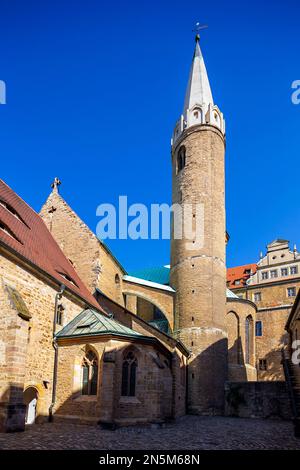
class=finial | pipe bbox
[51,177,61,193]
[193,22,208,42]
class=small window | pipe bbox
[281,268,288,277]
[291,266,298,275]
[56,304,65,326]
[121,351,137,397]
[254,292,262,302]
[82,350,98,396]
[115,274,120,284]
[244,269,251,275]
[235,280,241,286]
[0,198,30,228]
[177,146,186,173]
[255,321,263,337]
[0,221,23,244]
[57,271,78,287]
[258,359,267,371]
[262,271,269,280]
[287,287,296,298]
[270,270,278,279]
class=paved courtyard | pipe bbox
[0,416,299,450]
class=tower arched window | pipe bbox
[82,350,98,396]
[177,146,186,173]
[121,351,137,397]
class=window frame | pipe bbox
[281,267,288,277]
[81,350,98,396]
[255,320,263,337]
[287,287,296,298]
[290,266,298,275]
[121,351,138,397]
[253,292,262,302]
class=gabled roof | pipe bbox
[227,263,257,289]
[56,308,148,340]
[0,179,99,309]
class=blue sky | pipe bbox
[1,0,299,271]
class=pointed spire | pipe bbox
[172,33,225,145]
[183,35,214,117]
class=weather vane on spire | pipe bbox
[193,22,208,42]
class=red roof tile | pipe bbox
[0,179,100,309]
[227,263,257,289]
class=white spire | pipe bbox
[183,38,213,116]
[172,35,225,145]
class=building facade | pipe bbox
[229,239,300,380]
[1,34,295,433]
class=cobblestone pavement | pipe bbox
[0,416,299,450]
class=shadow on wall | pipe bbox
[0,385,26,432]
[257,332,289,381]
[187,338,228,416]
[50,341,181,428]
[228,337,248,381]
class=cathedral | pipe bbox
[0,34,298,433]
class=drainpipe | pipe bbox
[49,284,65,422]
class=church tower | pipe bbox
[170,33,227,415]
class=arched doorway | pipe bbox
[24,387,38,425]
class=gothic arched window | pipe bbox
[245,315,254,365]
[121,351,137,397]
[82,350,98,395]
[177,146,186,173]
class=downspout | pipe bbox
[48,284,65,422]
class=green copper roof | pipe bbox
[129,265,238,299]
[56,308,147,340]
[129,266,170,285]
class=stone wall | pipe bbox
[54,338,183,426]
[0,247,85,430]
[123,279,174,330]
[234,280,300,380]
[40,191,125,305]
[256,307,290,381]
[226,299,257,381]
[225,381,292,419]
[170,124,227,415]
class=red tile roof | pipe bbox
[0,179,100,309]
[227,263,257,289]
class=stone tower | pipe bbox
[170,34,227,415]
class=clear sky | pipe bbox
[1,0,299,272]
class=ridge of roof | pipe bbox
[56,307,151,340]
[0,179,100,310]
